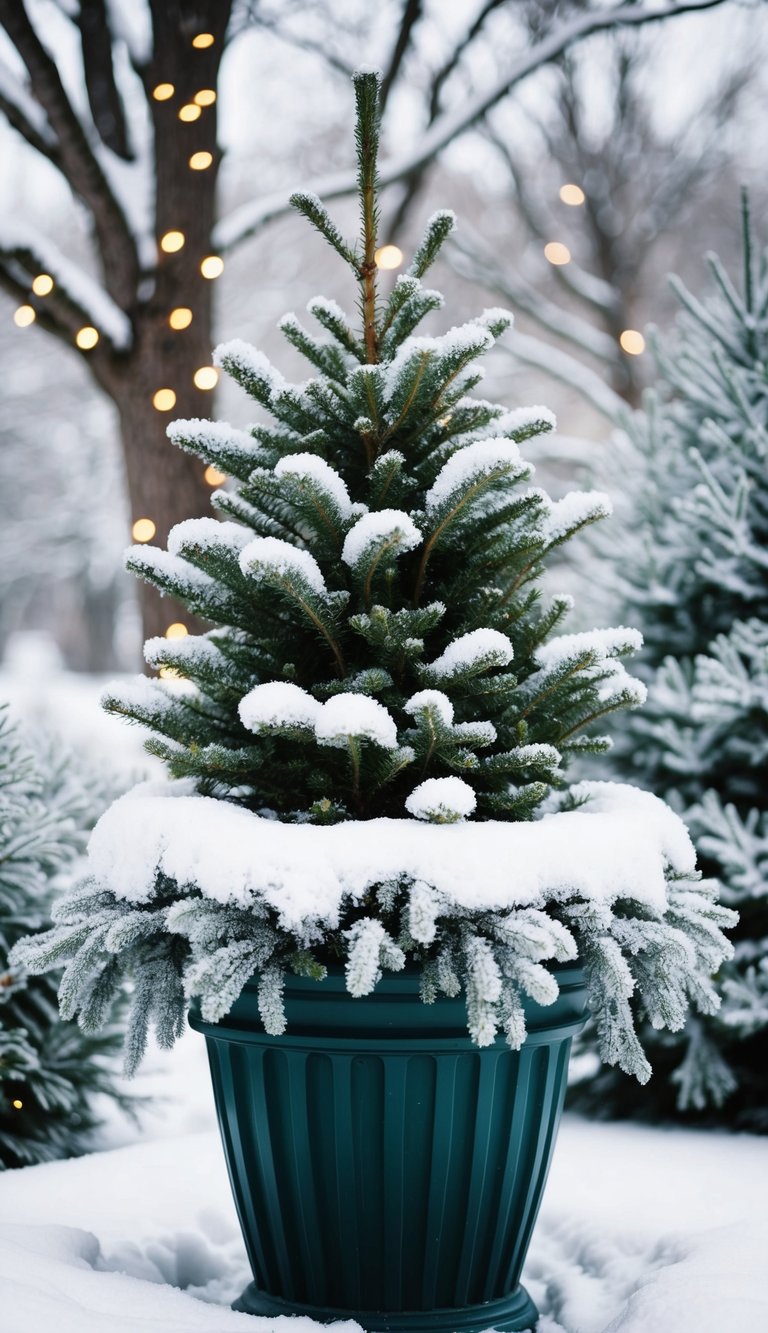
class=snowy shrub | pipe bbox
[0,707,130,1167]
[12,74,734,1080]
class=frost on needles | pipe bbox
[11,71,735,1079]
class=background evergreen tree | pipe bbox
[573,196,768,1129]
[0,707,130,1167]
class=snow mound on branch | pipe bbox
[167,519,251,556]
[239,537,326,594]
[428,628,514,678]
[239,682,321,733]
[166,417,261,459]
[405,776,477,822]
[542,491,613,544]
[404,690,454,725]
[315,694,399,750]
[341,510,422,566]
[275,454,353,517]
[87,780,697,933]
[426,438,526,509]
[213,340,286,396]
[535,627,643,671]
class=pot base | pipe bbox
[233,1282,539,1332]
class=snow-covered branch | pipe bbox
[0,55,57,157]
[506,332,627,422]
[0,222,132,350]
[215,0,728,253]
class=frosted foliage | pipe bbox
[405,776,477,823]
[341,509,422,567]
[345,918,405,996]
[428,628,514,678]
[404,690,454,725]
[315,694,399,750]
[167,518,250,556]
[479,405,557,437]
[275,454,353,516]
[239,537,326,594]
[426,438,525,510]
[239,682,321,733]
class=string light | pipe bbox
[192,32,215,48]
[153,83,175,101]
[200,255,224,279]
[178,103,202,122]
[205,465,227,486]
[193,366,218,390]
[12,1099,23,1110]
[619,329,646,355]
[13,305,36,327]
[165,622,188,639]
[76,326,99,350]
[544,242,571,266]
[194,89,216,106]
[159,666,182,680]
[559,183,585,206]
[189,151,214,171]
[169,307,193,330]
[32,273,54,295]
[153,388,177,411]
[132,518,156,542]
[375,244,403,270]
[160,230,185,253]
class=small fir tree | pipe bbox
[0,707,130,1167]
[12,74,734,1083]
[575,196,768,1129]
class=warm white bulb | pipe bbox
[544,242,571,266]
[619,329,646,355]
[375,244,404,270]
[559,184,585,206]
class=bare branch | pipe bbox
[505,332,626,421]
[380,0,423,112]
[217,0,728,253]
[78,0,133,160]
[0,0,140,305]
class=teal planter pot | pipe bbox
[190,963,587,1332]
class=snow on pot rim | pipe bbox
[87,778,696,934]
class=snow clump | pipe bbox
[239,537,326,594]
[239,682,321,734]
[427,628,514,678]
[315,694,399,750]
[404,690,454,726]
[341,509,422,567]
[426,438,526,510]
[406,776,477,823]
[275,454,353,517]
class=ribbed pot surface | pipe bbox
[190,963,587,1331]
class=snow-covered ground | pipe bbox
[1,665,765,1333]
[0,1025,765,1333]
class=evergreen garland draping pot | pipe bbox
[12,69,734,1333]
[191,965,588,1331]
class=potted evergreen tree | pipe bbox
[14,74,734,1331]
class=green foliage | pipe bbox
[0,708,131,1167]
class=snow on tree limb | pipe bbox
[214,0,729,254]
[0,221,132,349]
